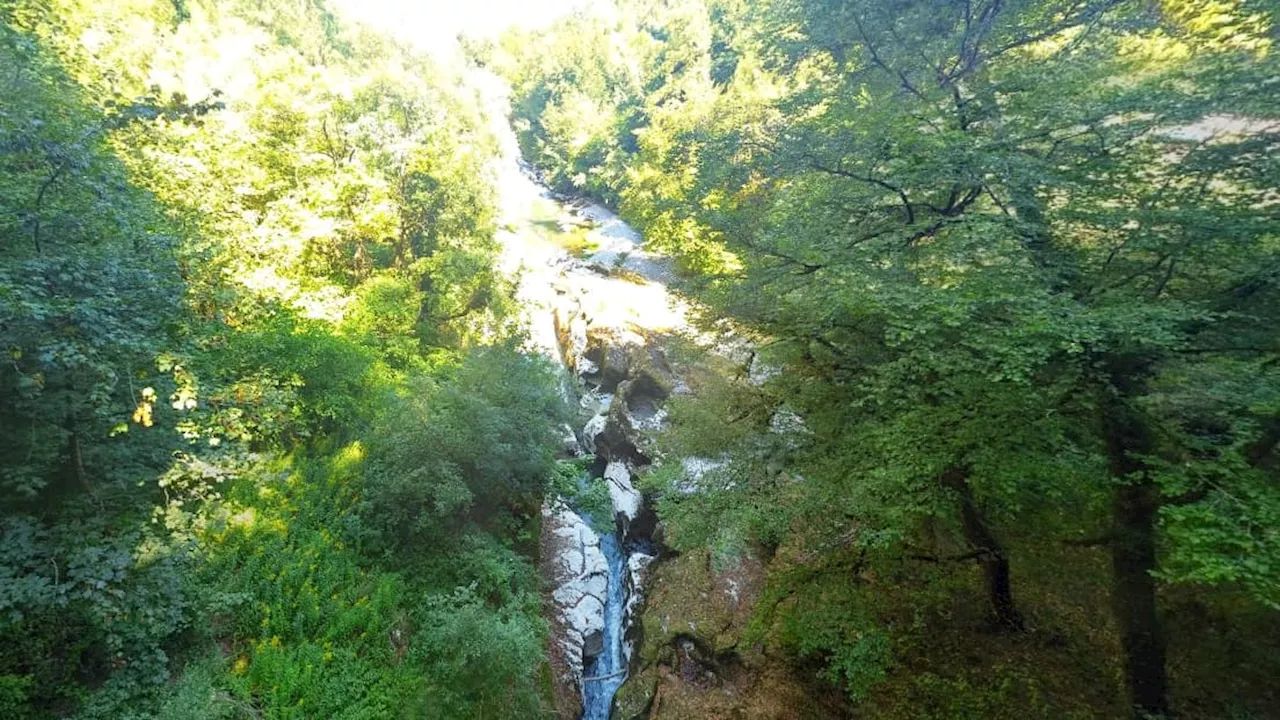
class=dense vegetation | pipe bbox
[0,1,568,717]
[496,0,1280,717]
[5,0,1278,717]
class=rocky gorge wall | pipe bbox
[540,297,671,718]
[485,116,844,716]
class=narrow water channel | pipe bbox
[475,67,689,718]
[581,525,627,718]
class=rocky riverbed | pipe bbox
[482,63,688,715]
[481,69,842,720]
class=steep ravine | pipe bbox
[478,70,685,717]
[480,70,841,720]
[516,197,680,718]
[522,200,679,718]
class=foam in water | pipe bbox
[581,524,627,719]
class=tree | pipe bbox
[2,0,564,715]
[505,0,1280,715]
[705,2,1278,713]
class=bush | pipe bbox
[362,346,568,547]
[409,586,547,718]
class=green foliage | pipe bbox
[362,345,568,547]
[152,657,241,720]
[577,481,618,534]
[410,586,547,718]
[0,505,203,716]
[188,445,551,720]
[575,478,616,532]
[504,0,1280,714]
[342,275,425,371]
[183,311,380,445]
[548,457,614,531]
[905,668,1056,720]
[0,10,183,499]
[193,451,418,719]
[1,0,563,717]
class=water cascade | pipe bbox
[581,524,627,718]
[477,67,685,718]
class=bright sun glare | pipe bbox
[332,0,603,54]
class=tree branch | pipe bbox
[808,159,916,225]
[852,14,929,102]
[907,549,991,563]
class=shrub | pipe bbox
[362,346,568,547]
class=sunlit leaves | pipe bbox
[2,1,554,716]
[506,0,1280,710]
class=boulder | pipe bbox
[613,666,659,720]
[560,423,582,456]
[597,343,633,390]
[553,304,592,373]
[582,326,676,394]
[597,388,647,464]
[604,460,642,527]
[618,545,845,719]
[579,326,643,389]
[581,410,609,455]
[542,500,610,687]
[623,344,675,404]
[579,387,612,416]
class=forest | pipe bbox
[490,0,1280,717]
[2,0,1278,718]
[1,0,567,717]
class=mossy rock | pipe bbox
[598,389,644,463]
[582,327,675,400]
[619,539,844,718]
[636,548,743,665]
[613,667,658,720]
[624,343,675,401]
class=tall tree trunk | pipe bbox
[1110,480,1167,718]
[1245,415,1280,470]
[942,467,1024,631]
[62,411,95,498]
[1101,385,1170,719]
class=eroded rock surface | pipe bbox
[605,461,641,529]
[541,499,609,716]
[613,546,845,720]
[623,551,657,664]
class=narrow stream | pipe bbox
[475,67,688,718]
[581,525,627,718]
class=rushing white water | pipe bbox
[580,518,628,719]
[473,67,681,717]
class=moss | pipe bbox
[625,344,675,400]
[616,542,848,720]
[537,659,557,715]
[613,668,658,720]
[526,198,599,257]
[636,549,743,666]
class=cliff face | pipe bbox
[540,500,609,718]
[614,546,847,720]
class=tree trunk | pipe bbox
[1101,387,1170,719]
[942,466,1025,631]
[1110,480,1167,718]
[1245,415,1280,470]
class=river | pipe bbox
[475,69,689,719]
